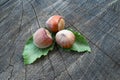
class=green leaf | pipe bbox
[22,36,54,64]
[69,29,91,52]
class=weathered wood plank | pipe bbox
[0,0,120,80]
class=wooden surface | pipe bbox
[0,0,120,80]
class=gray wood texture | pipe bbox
[0,0,120,80]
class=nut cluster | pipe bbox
[33,15,75,48]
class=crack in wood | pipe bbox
[68,23,120,67]
[19,0,23,33]
[27,0,41,28]
[94,59,117,80]
[72,1,120,42]
[0,0,10,7]
[7,65,14,80]
[0,3,17,24]
[62,16,120,79]
[25,66,27,80]
[53,48,90,80]
[0,3,19,40]
[40,60,46,80]
[0,64,13,74]
[57,47,73,80]
[47,54,56,80]
[78,54,96,80]
[8,0,24,65]
[0,0,24,75]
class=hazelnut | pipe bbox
[55,30,75,48]
[46,15,65,32]
[33,28,53,48]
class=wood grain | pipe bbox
[0,0,120,80]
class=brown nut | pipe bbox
[46,15,65,32]
[55,30,75,48]
[33,28,53,48]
